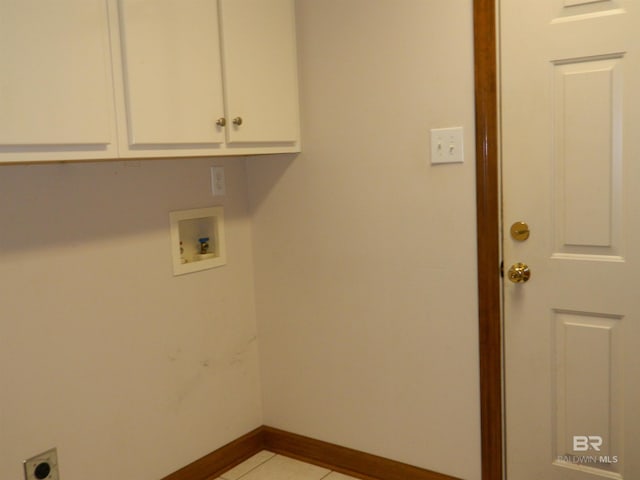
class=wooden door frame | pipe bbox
[473,1,502,480]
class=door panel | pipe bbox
[501,0,639,478]
[553,311,623,462]
[0,0,116,149]
[219,0,299,144]
[552,55,623,257]
[118,0,225,146]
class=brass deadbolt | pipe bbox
[510,221,530,241]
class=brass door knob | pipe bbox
[508,262,531,283]
[232,116,243,126]
[216,117,226,127]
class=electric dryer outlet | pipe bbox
[23,448,59,480]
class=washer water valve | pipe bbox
[198,237,210,254]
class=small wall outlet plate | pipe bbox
[210,166,226,196]
[431,126,464,164]
[24,448,59,480]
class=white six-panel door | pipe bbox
[501,0,639,478]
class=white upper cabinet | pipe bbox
[116,0,227,153]
[219,0,300,145]
[0,0,118,162]
[0,0,301,163]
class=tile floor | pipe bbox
[215,451,359,480]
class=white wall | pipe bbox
[1,3,481,479]
[247,1,481,479]
[0,159,262,480]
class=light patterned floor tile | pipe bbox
[235,454,330,480]
[220,451,276,480]
[323,473,361,480]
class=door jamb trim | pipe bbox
[473,1,503,479]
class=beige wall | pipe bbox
[1,2,481,479]
[0,159,262,479]
[248,1,481,479]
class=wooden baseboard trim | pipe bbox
[160,426,264,480]
[161,425,461,480]
[262,426,461,480]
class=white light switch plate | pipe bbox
[431,127,464,164]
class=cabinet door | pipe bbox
[0,0,117,161]
[117,0,225,149]
[219,0,300,144]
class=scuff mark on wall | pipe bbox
[163,334,259,412]
[231,335,258,366]
[167,347,182,362]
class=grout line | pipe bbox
[220,451,276,480]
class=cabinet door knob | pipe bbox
[232,117,243,126]
[216,117,226,127]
